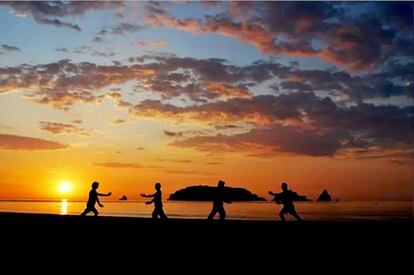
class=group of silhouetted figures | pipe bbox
[81,180,302,221]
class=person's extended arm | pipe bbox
[141,192,155,198]
[269,191,282,204]
[97,192,112,197]
[145,198,155,205]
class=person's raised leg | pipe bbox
[92,208,98,217]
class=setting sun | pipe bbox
[58,181,73,194]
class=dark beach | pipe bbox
[1,212,412,272]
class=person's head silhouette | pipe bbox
[155,182,161,190]
[218,180,225,188]
[281,182,288,191]
[92,181,99,190]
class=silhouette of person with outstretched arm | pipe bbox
[268,182,302,221]
[81,181,112,216]
[141,182,168,220]
[208,180,231,221]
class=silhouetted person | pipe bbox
[208,180,231,221]
[81,181,112,216]
[269,182,302,221]
[141,183,168,220]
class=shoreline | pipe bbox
[0,211,412,223]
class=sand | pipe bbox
[0,212,412,273]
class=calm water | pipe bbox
[0,200,412,221]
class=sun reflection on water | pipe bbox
[60,199,68,215]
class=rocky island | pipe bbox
[317,189,332,201]
[168,185,266,201]
[118,195,128,201]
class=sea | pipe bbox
[0,200,412,221]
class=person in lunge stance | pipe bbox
[269,182,302,221]
[81,181,112,216]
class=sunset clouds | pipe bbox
[1,54,412,160]
[145,1,413,71]
[0,1,124,31]
[0,1,412,199]
[0,133,68,150]
[39,121,89,136]
[130,92,414,158]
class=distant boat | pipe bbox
[119,195,128,201]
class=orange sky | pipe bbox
[0,141,412,200]
[0,1,413,201]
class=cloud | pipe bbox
[94,162,143,169]
[35,17,81,31]
[55,47,69,53]
[0,133,68,150]
[98,23,144,36]
[213,124,241,130]
[0,59,153,109]
[0,1,124,31]
[39,121,89,136]
[1,56,412,112]
[128,93,318,125]
[106,92,122,100]
[354,149,414,161]
[125,91,414,158]
[91,50,115,57]
[112,119,126,125]
[163,130,210,138]
[172,125,351,157]
[378,1,414,30]
[162,169,216,176]
[164,130,183,137]
[94,162,163,169]
[129,55,288,102]
[319,15,396,71]
[145,2,326,58]
[350,148,414,166]
[156,158,192,163]
[93,36,104,43]
[277,66,414,102]
[136,40,166,48]
[204,81,251,99]
[206,161,221,165]
[145,1,413,71]
[73,45,91,54]
[2,44,20,52]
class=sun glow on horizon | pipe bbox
[58,181,73,195]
